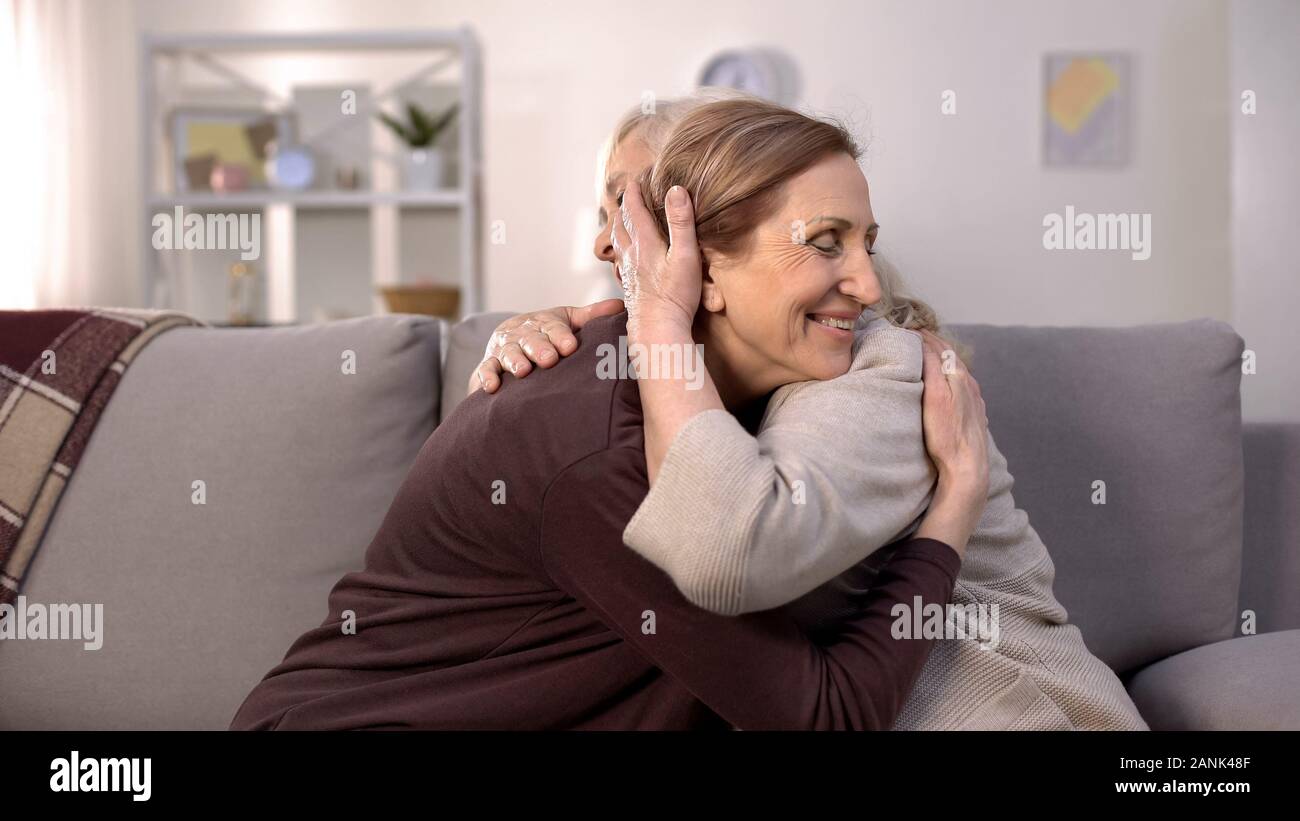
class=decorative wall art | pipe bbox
[1043,53,1131,167]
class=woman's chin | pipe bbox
[800,320,855,379]
[826,357,854,380]
[796,351,853,382]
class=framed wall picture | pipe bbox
[1043,53,1131,167]
[168,108,297,192]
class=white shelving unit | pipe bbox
[147,191,466,210]
[139,29,483,322]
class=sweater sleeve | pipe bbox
[540,445,960,730]
[623,324,938,615]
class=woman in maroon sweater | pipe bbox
[229,103,989,731]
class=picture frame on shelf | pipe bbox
[168,107,297,192]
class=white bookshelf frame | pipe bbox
[139,28,484,320]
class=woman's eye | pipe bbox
[809,235,839,253]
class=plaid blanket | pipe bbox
[0,308,200,605]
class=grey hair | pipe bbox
[595,87,751,200]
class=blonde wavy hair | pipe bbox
[603,93,967,361]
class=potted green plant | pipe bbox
[376,102,459,190]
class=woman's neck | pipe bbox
[694,316,775,425]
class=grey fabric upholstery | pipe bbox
[1239,423,1300,634]
[0,316,440,729]
[1126,631,1300,729]
[945,320,1245,674]
[441,311,514,424]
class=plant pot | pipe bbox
[402,148,445,191]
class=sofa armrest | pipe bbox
[1240,423,1300,634]
[1125,631,1300,729]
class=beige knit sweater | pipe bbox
[623,319,1148,730]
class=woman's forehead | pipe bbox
[782,155,871,210]
[605,136,655,190]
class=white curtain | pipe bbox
[0,0,131,309]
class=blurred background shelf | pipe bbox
[148,190,467,210]
[140,28,483,324]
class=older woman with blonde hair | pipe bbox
[477,93,1147,731]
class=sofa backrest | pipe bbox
[441,312,506,424]
[946,320,1245,673]
[0,316,442,730]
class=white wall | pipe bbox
[75,0,1298,418]
[1231,0,1299,423]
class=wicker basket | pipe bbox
[378,284,461,318]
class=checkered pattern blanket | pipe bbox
[0,308,200,605]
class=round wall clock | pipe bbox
[697,49,801,106]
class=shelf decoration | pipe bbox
[376,102,459,190]
[169,108,296,192]
[227,262,259,325]
[210,163,250,193]
[379,282,460,318]
[266,144,316,191]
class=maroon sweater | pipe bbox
[229,313,960,730]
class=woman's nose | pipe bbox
[841,251,883,305]
[593,225,616,263]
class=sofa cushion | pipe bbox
[0,315,441,729]
[948,319,1245,673]
[440,311,514,424]
[1126,631,1300,729]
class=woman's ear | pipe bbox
[700,267,725,314]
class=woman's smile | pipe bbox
[807,312,858,336]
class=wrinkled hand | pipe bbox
[914,329,990,555]
[609,182,702,335]
[469,298,624,395]
[917,328,990,499]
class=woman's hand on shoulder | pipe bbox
[468,298,625,395]
[914,328,990,556]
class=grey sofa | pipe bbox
[1,312,1295,730]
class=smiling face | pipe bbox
[699,151,882,398]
